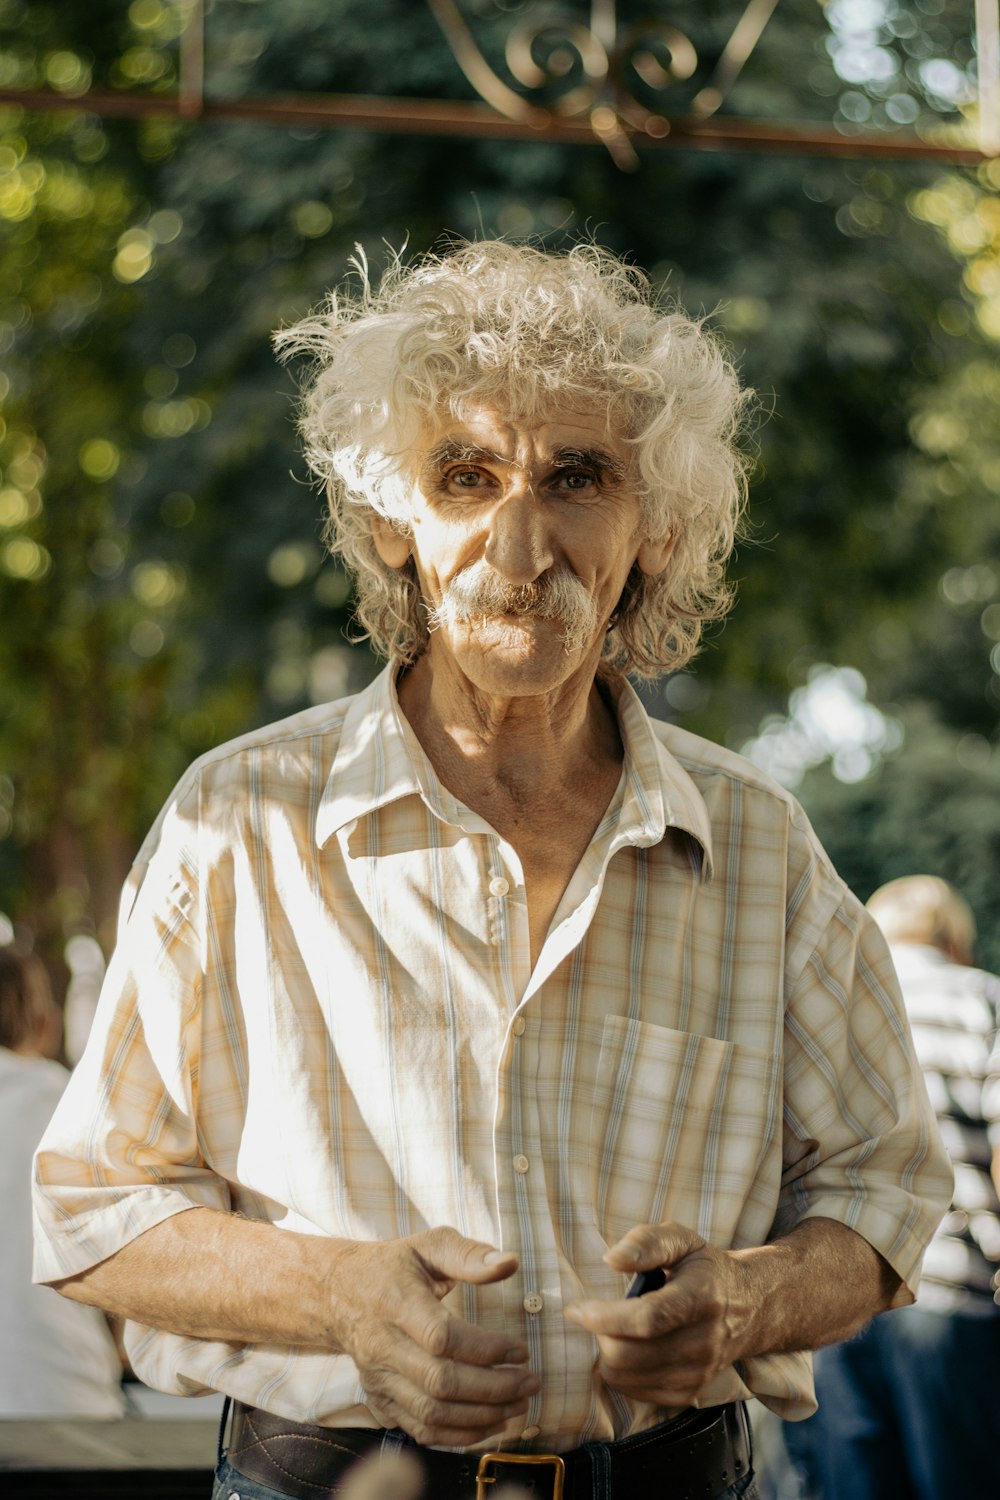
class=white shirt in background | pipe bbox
[1,1045,125,1417]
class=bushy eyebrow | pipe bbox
[423,439,500,471]
[421,440,628,484]
[552,447,628,483]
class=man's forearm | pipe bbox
[54,1211,537,1446]
[729,1215,902,1358]
[55,1206,347,1347]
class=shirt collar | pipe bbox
[316,665,714,876]
[611,676,714,878]
[315,667,431,846]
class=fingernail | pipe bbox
[483,1249,508,1265]
[604,1244,639,1268]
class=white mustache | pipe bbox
[427,564,601,655]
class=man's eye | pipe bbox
[448,468,483,489]
[555,469,597,491]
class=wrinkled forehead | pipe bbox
[413,402,638,483]
[419,399,629,459]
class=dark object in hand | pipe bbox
[626,1266,667,1297]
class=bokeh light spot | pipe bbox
[292,200,333,238]
[2,536,51,580]
[79,437,121,480]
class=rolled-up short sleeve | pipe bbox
[32,779,231,1284]
[776,892,953,1301]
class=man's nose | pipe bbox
[483,489,554,584]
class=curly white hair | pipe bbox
[275,240,752,678]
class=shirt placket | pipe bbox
[488,811,657,1443]
[481,830,549,1439]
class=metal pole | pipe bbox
[976,0,1000,154]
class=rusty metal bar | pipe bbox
[0,85,988,163]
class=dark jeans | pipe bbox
[787,1304,1000,1500]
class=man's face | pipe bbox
[373,403,673,698]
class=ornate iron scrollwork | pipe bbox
[427,0,782,165]
[0,0,995,166]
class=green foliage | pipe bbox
[0,0,997,967]
[799,714,1000,973]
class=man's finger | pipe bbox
[386,1327,540,1404]
[363,1366,533,1447]
[564,1292,687,1337]
[356,1294,537,1392]
[414,1226,520,1287]
[602,1220,706,1276]
[593,1326,705,1374]
[393,1291,533,1371]
[565,1254,720,1338]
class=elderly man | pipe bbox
[33,242,950,1500]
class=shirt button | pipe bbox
[513,1154,529,1173]
[521,1425,540,1440]
[522,1293,544,1314]
[511,1016,526,1036]
[489,876,510,897]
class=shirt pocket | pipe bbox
[591,1014,778,1247]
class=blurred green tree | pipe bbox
[0,48,180,965]
[0,0,996,967]
[799,712,1000,973]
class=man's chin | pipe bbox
[461,614,566,653]
[436,617,598,691]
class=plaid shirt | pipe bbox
[33,667,951,1443]
[884,942,1000,1313]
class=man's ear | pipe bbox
[371,514,412,569]
[636,533,677,577]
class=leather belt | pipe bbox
[224,1398,751,1499]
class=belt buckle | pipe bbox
[476,1450,565,1499]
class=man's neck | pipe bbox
[395,651,624,817]
[395,651,628,969]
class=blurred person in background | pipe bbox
[32,243,951,1500]
[0,942,125,1417]
[797,875,1000,1500]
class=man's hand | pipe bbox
[329,1226,540,1446]
[563,1222,749,1408]
[565,1216,903,1410]
[56,1211,540,1449]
